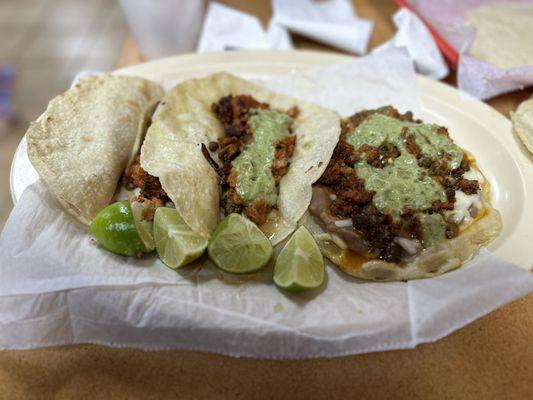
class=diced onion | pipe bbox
[334,219,352,228]
[329,194,337,200]
[394,237,421,255]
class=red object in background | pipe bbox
[395,0,459,70]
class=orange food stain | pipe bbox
[261,211,282,240]
[339,249,371,270]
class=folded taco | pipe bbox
[27,75,163,225]
[304,106,502,281]
[140,72,341,244]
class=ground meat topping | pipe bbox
[356,142,401,169]
[212,95,269,137]
[315,106,480,263]
[123,155,169,206]
[243,199,270,226]
[318,135,404,261]
[205,95,298,225]
[457,178,480,195]
[431,199,455,212]
[272,135,297,184]
[341,106,419,136]
[220,189,244,215]
[405,133,422,158]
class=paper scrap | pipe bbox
[271,0,373,54]
[372,8,449,80]
[197,2,293,52]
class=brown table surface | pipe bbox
[1,1,531,399]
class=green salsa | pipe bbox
[232,109,292,205]
[419,213,447,248]
[346,113,463,248]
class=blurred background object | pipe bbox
[118,0,206,59]
[398,0,533,99]
[0,0,129,230]
[372,8,448,79]
[197,2,293,52]
[0,65,16,136]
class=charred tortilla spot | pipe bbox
[201,143,220,174]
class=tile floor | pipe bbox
[0,0,129,230]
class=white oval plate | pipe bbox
[11,51,533,269]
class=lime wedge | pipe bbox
[154,207,208,268]
[130,201,155,252]
[208,213,273,274]
[91,201,148,257]
[273,226,325,292]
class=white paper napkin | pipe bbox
[119,0,206,59]
[197,2,292,52]
[372,9,449,80]
[1,50,531,358]
[257,48,420,116]
[406,0,533,99]
[271,0,373,54]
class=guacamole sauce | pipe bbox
[346,114,463,248]
[233,110,292,205]
[419,213,446,248]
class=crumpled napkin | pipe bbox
[118,0,206,59]
[271,0,373,54]
[372,8,449,80]
[257,48,420,115]
[197,2,292,52]
[406,0,533,99]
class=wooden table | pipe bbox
[1,1,531,399]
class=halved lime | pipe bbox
[207,213,273,274]
[91,201,148,257]
[130,201,155,252]
[273,226,325,292]
[154,207,208,269]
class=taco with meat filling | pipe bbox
[139,72,341,244]
[304,106,502,281]
[27,74,164,225]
